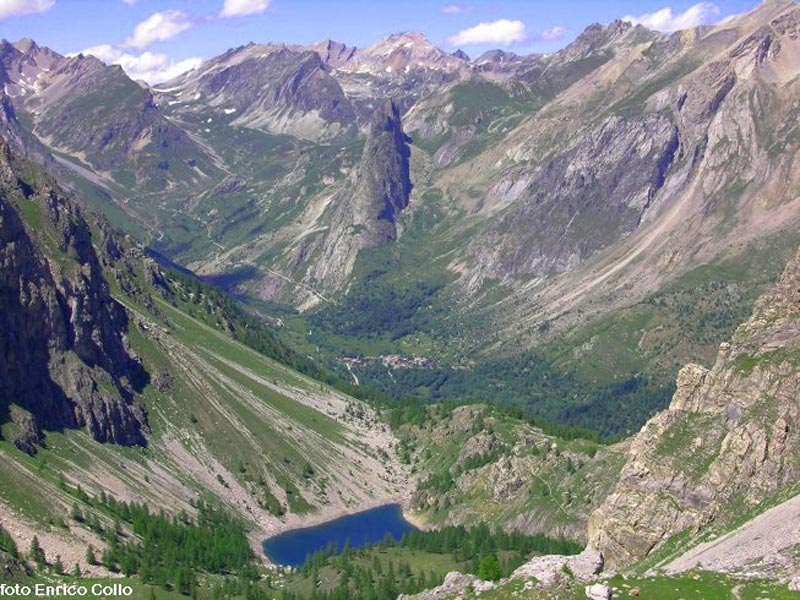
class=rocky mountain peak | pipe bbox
[374,31,436,51]
[362,98,413,232]
[307,39,357,67]
[350,31,467,75]
[476,49,520,64]
[293,98,412,293]
[13,38,38,54]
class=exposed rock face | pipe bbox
[400,548,604,599]
[589,244,800,568]
[0,137,147,451]
[0,40,218,190]
[352,99,412,241]
[469,113,681,276]
[512,547,604,587]
[467,0,800,337]
[292,99,411,291]
[343,32,468,77]
[157,44,357,141]
[306,39,357,67]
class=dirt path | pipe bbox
[665,494,800,574]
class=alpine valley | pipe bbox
[2,1,800,598]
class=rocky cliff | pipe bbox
[0,136,147,452]
[588,243,800,568]
[289,99,412,293]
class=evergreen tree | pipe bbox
[86,544,97,565]
[0,525,19,558]
[29,535,46,568]
[477,554,502,581]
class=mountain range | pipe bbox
[4,2,800,438]
[2,0,800,597]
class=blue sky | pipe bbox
[0,0,764,82]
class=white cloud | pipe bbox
[442,3,472,14]
[78,44,202,84]
[219,0,270,18]
[122,0,138,4]
[125,10,193,49]
[541,26,567,41]
[623,2,721,33]
[447,19,527,46]
[0,0,54,20]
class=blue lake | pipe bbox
[262,503,417,567]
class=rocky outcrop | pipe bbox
[512,547,604,586]
[292,99,411,292]
[399,548,604,599]
[0,137,148,451]
[588,243,800,568]
[585,583,612,600]
[352,99,412,242]
[306,39,357,67]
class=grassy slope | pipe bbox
[0,233,406,576]
[474,572,800,600]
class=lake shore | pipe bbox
[260,501,421,567]
[255,492,415,566]
[402,506,430,531]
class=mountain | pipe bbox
[0,136,147,452]
[0,138,406,578]
[395,240,800,600]
[4,2,800,596]
[1,39,220,195]
[1,1,800,438]
[589,242,800,571]
[289,99,412,293]
[156,43,358,141]
[341,32,469,77]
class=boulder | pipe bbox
[585,583,612,600]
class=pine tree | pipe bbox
[0,525,19,558]
[86,544,97,565]
[477,554,502,581]
[29,535,46,568]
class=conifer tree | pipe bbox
[29,535,46,568]
[86,544,97,565]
